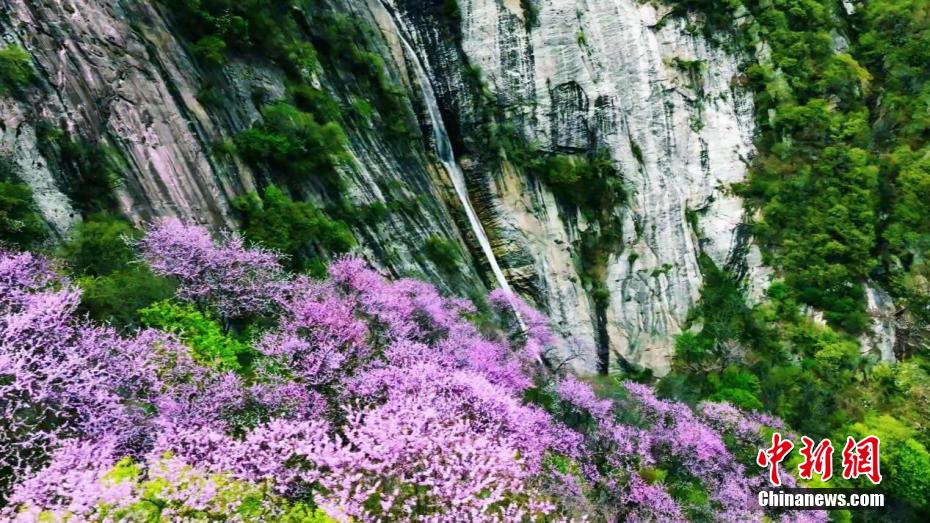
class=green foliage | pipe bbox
[162,0,299,61]
[302,8,414,136]
[889,439,930,509]
[61,214,175,327]
[197,83,224,108]
[233,185,354,275]
[847,416,930,509]
[0,183,46,250]
[753,145,877,333]
[707,387,764,412]
[77,266,178,329]
[0,158,46,249]
[530,153,624,212]
[666,477,712,521]
[0,45,33,98]
[424,235,462,274]
[235,103,348,192]
[706,367,764,412]
[662,257,865,433]
[76,456,336,522]
[59,213,136,276]
[340,194,424,227]
[576,30,586,47]
[692,255,756,342]
[140,300,249,371]
[35,123,120,216]
[192,35,228,66]
[664,0,888,332]
[885,148,930,253]
[163,0,413,140]
[289,84,342,123]
[670,57,706,75]
[441,0,462,26]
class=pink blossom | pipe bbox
[138,218,286,319]
[1,226,801,521]
[557,376,613,421]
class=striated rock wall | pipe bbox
[391,0,765,374]
[0,0,253,231]
[2,0,767,374]
[0,0,487,296]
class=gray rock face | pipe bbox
[1,0,253,228]
[860,284,897,363]
[0,0,487,296]
[0,99,76,236]
[392,0,763,374]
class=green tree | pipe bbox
[59,213,136,276]
[60,214,175,327]
[424,235,462,274]
[0,45,33,97]
[847,415,930,511]
[233,185,355,275]
[235,103,348,192]
[192,35,228,66]
[140,300,249,371]
[0,167,46,249]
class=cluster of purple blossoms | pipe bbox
[137,218,287,320]
[0,222,824,521]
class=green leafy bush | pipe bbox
[193,35,228,66]
[0,159,46,249]
[77,267,177,328]
[531,153,623,211]
[233,185,355,275]
[235,102,348,192]
[885,149,930,252]
[61,214,175,327]
[161,0,290,59]
[41,456,337,522]
[289,84,342,123]
[59,213,136,276]
[140,300,249,371]
[0,45,33,97]
[847,415,930,509]
[424,235,462,274]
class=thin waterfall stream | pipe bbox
[387,12,515,296]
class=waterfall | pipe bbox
[388,13,515,296]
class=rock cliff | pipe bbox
[386,0,767,373]
[2,0,894,374]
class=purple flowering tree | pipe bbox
[0,223,825,522]
[138,218,287,320]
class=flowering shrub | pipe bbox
[8,447,333,522]
[0,222,825,521]
[137,218,286,320]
